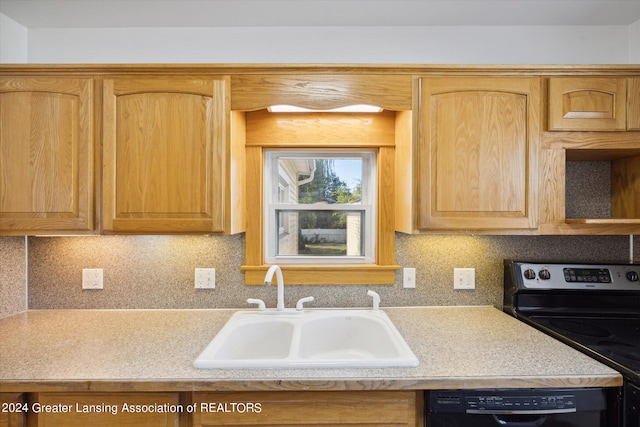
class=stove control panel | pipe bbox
[515,262,640,290]
[563,268,611,283]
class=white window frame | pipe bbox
[277,179,290,235]
[264,149,377,265]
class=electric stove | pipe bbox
[504,260,640,427]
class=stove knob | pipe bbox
[538,269,551,280]
[523,269,536,280]
[627,271,639,282]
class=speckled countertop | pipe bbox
[0,306,622,392]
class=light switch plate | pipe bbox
[454,268,475,290]
[403,268,416,288]
[195,268,216,289]
[82,268,103,289]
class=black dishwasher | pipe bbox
[427,388,616,427]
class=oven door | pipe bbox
[428,388,609,427]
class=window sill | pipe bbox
[241,264,400,285]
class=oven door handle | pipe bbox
[465,408,577,427]
[491,414,548,427]
[466,408,577,415]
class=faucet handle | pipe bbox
[367,290,380,311]
[295,296,315,311]
[247,298,266,311]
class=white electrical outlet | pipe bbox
[195,268,216,289]
[82,268,104,289]
[454,268,475,290]
[403,268,416,288]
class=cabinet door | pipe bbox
[192,391,421,427]
[549,77,627,131]
[0,393,25,427]
[418,77,540,230]
[0,77,94,235]
[103,77,227,233]
[628,77,640,130]
[30,392,180,427]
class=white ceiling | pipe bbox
[1,0,640,29]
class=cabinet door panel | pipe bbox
[549,77,626,131]
[192,391,420,427]
[419,77,539,230]
[103,78,226,233]
[0,393,25,427]
[433,91,527,214]
[0,78,94,234]
[114,93,211,216]
[31,392,179,427]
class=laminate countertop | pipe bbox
[0,306,622,392]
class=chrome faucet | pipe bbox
[264,265,285,311]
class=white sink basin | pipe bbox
[194,309,419,369]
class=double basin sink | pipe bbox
[194,309,419,369]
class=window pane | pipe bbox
[277,158,363,205]
[277,210,363,257]
[265,150,376,265]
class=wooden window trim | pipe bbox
[241,121,399,285]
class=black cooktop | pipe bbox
[504,260,640,383]
[527,315,640,382]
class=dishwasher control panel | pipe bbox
[429,388,606,415]
[466,394,576,414]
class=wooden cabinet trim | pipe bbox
[242,264,399,285]
[2,63,639,76]
[628,77,640,130]
[244,109,398,147]
[231,74,413,112]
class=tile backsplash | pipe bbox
[14,233,637,311]
[0,236,26,318]
[565,161,612,219]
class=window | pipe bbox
[240,107,402,285]
[264,150,376,264]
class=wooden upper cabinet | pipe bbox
[0,77,94,235]
[417,77,540,231]
[102,77,228,234]
[548,77,627,131]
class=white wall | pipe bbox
[0,13,27,63]
[25,25,631,64]
[630,19,640,63]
